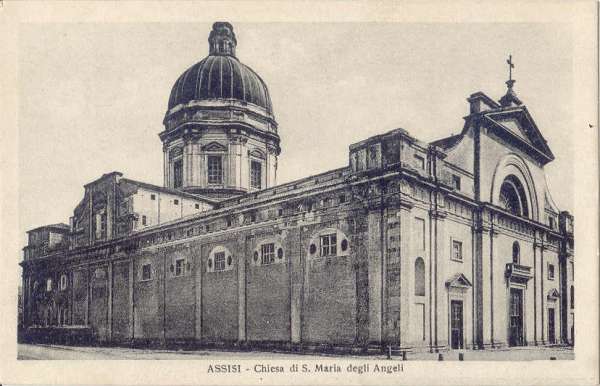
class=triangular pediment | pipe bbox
[201,141,228,152]
[547,288,560,300]
[445,273,472,289]
[484,107,555,165]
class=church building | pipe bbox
[20,22,574,352]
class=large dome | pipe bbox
[167,22,273,114]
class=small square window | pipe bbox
[452,240,463,261]
[548,264,555,280]
[175,258,185,277]
[195,203,200,209]
[150,194,156,200]
[452,175,461,191]
[174,199,179,205]
[141,264,152,281]
[320,233,337,257]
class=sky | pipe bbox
[18,22,574,248]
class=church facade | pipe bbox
[20,22,574,352]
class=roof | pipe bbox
[27,223,70,234]
[167,23,272,114]
[119,178,219,205]
[430,134,462,150]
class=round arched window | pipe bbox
[512,241,520,264]
[277,248,284,259]
[499,175,529,217]
[253,251,258,262]
[309,244,317,255]
[208,259,212,269]
[227,255,232,266]
[414,257,425,296]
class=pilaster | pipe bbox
[367,209,383,344]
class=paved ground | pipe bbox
[18,343,573,361]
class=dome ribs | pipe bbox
[193,58,207,101]
[167,55,272,114]
[208,56,220,99]
[230,57,244,101]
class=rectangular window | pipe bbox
[46,278,52,292]
[549,216,555,230]
[141,264,152,281]
[415,217,425,250]
[250,160,262,189]
[207,155,223,184]
[175,258,185,277]
[174,199,179,205]
[339,194,346,204]
[414,154,425,169]
[320,233,337,256]
[261,243,275,265]
[452,175,461,191]
[195,203,200,209]
[548,263,555,280]
[214,252,226,271]
[60,275,67,291]
[142,215,147,226]
[452,240,463,261]
[173,159,183,188]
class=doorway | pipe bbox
[509,288,524,346]
[548,308,556,344]
[450,300,464,349]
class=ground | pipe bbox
[18,343,574,361]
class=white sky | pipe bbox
[18,22,574,248]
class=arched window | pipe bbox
[512,241,520,264]
[499,175,529,217]
[570,285,574,309]
[415,257,425,296]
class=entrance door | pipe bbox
[548,308,556,344]
[509,288,524,346]
[450,300,463,349]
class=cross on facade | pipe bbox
[507,54,515,81]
